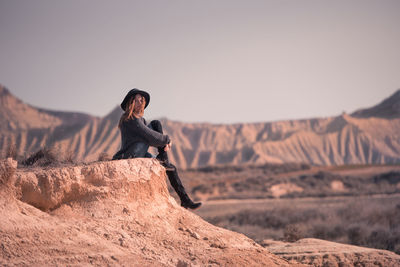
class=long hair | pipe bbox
[118,97,145,128]
[119,97,135,128]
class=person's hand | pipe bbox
[164,141,172,152]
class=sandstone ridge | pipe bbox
[1,84,400,167]
[0,158,297,266]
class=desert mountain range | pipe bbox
[1,84,400,168]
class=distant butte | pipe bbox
[352,89,400,118]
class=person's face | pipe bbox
[134,94,146,111]
[135,94,146,106]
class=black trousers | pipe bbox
[149,120,190,203]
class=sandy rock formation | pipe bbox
[0,158,17,186]
[2,85,400,167]
[0,158,298,266]
[263,238,400,267]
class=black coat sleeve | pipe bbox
[128,118,170,147]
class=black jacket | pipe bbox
[113,117,170,159]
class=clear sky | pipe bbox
[1,0,399,123]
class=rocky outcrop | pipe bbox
[13,158,172,211]
[0,158,17,186]
[0,158,298,266]
[263,238,400,267]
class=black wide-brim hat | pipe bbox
[120,88,150,111]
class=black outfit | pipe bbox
[113,117,169,159]
[113,118,200,208]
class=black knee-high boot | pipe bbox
[150,120,201,209]
[166,167,201,210]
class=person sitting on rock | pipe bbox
[113,88,201,210]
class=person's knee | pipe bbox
[150,120,163,133]
[166,163,177,172]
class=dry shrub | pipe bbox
[395,244,400,255]
[22,147,59,167]
[98,152,111,162]
[192,184,214,195]
[284,224,303,242]
[347,226,366,246]
[63,149,75,163]
[312,224,346,240]
[189,162,310,174]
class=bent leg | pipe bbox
[149,121,201,209]
[149,120,168,158]
[149,120,163,134]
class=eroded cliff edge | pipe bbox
[0,158,295,266]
